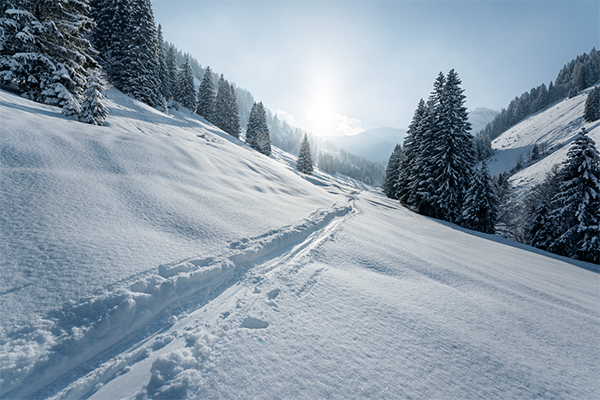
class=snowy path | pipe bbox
[3,197,355,399]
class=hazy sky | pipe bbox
[153,1,599,137]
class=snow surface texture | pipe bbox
[1,88,599,399]
[488,87,600,198]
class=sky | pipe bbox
[152,1,599,137]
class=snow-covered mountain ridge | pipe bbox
[487,86,600,197]
[0,89,598,399]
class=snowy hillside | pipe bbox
[488,87,600,197]
[1,89,599,399]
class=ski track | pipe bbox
[1,197,355,399]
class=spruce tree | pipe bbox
[78,69,109,125]
[246,101,270,155]
[382,144,403,199]
[213,74,229,131]
[526,200,555,251]
[414,73,445,217]
[165,45,178,103]
[225,83,241,138]
[428,69,474,223]
[120,0,160,106]
[101,0,132,91]
[156,24,170,102]
[461,161,498,234]
[0,0,97,107]
[549,127,600,263]
[196,66,216,122]
[174,59,196,111]
[584,87,600,123]
[397,99,428,207]
[297,134,314,174]
[246,102,260,149]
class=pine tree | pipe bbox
[62,92,81,119]
[225,83,241,138]
[165,45,178,103]
[549,127,600,263]
[174,59,196,111]
[461,161,498,234]
[584,86,600,123]
[156,24,170,102]
[382,144,403,199]
[397,99,428,207]
[428,69,474,223]
[297,134,314,174]
[213,74,228,131]
[246,102,259,149]
[245,101,270,155]
[78,69,109,125]
[0,0,97,107]
[526,200,555,251]
[100,0,132,91]
[120,0,160,106]
[196,66,216,122]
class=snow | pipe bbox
[487,87,600,198]
[1,88,599,399]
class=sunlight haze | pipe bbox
[153,1,598,137]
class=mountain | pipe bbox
[322,127,406,163]
[487,86,599,198]
[469,107,499,134]
[1,88,598,399]
[320,108,496,165]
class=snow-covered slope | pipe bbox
[487,87,600,197]
[1,89,598,399]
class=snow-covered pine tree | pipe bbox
[174,59,196,111]
[461,161,498,234]
[62,92,81,118]
[166,45,178,104]
[78,69,108,125]
[549,127,600,263]
[428,69,474,223]
[213,74,228,131]
[246,102,260,149]
[413,72,445,217]
[397,99,428,206]
[256,101,270,155]
[584,86,600,123]
[525,200,556,251]
[297,134,314,174]
[156,24,170,102]
[382,144,403,199]
[245,101,270,155]
[89,0,112,67]
[225,82,241,139]
[196,66,216,122]
[0,0,97,107]
[120,0,160,106]
[100,0,132,91]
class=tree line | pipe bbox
[383,70,600,264]
[474,48,600,161]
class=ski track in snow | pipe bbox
[1,196,355,399]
